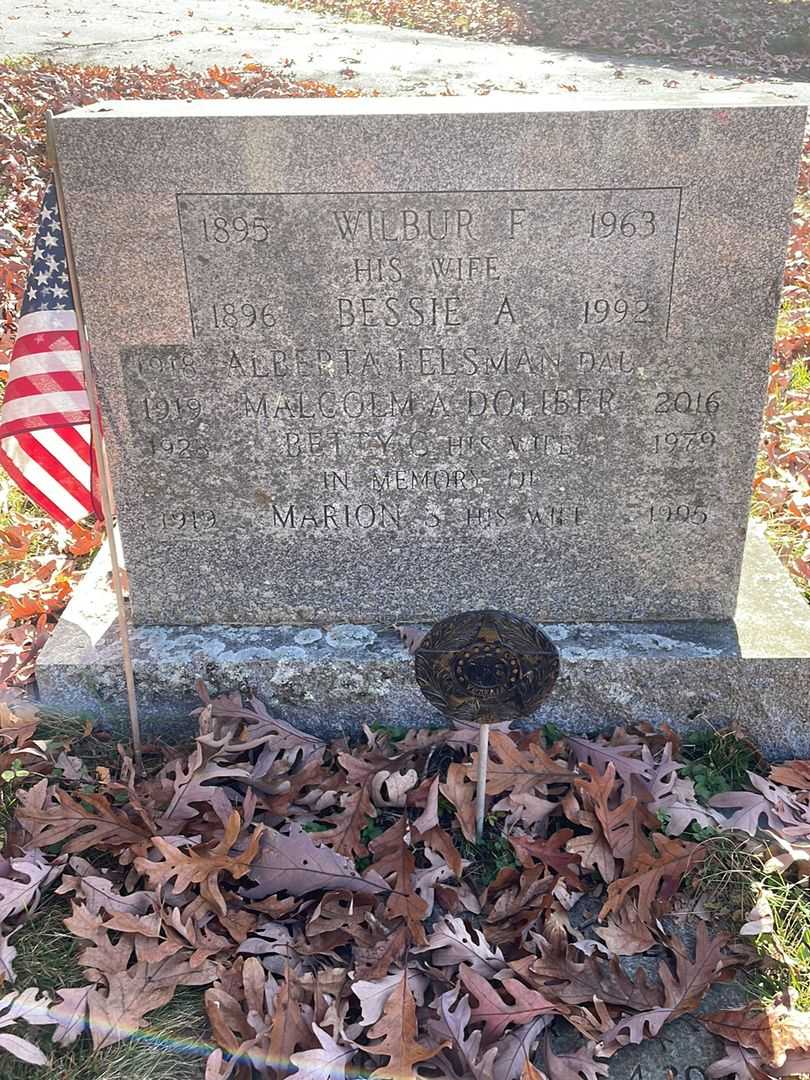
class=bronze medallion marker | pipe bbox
[414,610,560,838]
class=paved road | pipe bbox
[5,0,810,100]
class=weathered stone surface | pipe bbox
[51,96,805,627]
[557,904,749,1080]
[546,1002,744,1080]
[37,522,810,755]
[600,1014,730,1080]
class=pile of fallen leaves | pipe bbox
[259,0,810,74]
[0,691,809,1077]
[755,133,810,592]
[267,0,534,44]
[517,0,810,79]
[0,515,103,685]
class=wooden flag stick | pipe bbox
[45,112,143,772]
[475,723,489,841]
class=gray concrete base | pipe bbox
[36,521,810,756]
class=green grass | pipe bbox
[690,832,810,1011]
[680,728,764,801]
[749,874,810,1010]
[459,818,519,888]
[0,764,32,849]
[0,483,54,581]
[790,358,810,391]
[1,903,211,1079]
[0,711,152,865]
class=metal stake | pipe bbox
[475,722,490,841]
[45,111,143,772]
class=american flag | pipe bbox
[0,180,99,527]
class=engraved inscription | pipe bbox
[589,209,657,238]
[176,189,681,341]
[119,182,735,592]
[628,1065,707,1080]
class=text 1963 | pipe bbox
[589,210,656,238]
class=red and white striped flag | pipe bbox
[0,180,100,527]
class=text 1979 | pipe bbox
[653,432,717,453]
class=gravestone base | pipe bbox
[37,521,810,757]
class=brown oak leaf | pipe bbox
[565,811,616,884]
[509,831,582,889]
[305,889,375,946]
[366,971,445,1080]
[702,1003,810,1067]
[421,824,464,878]
[527,927,660,1010]
[567,734,651,786]
[769,760,810,791]
[0,849,63,923]
[459,965,558,1043]
[0,987,54,1066]
[289,1022,355,1080]
[87,941,216,1049]
[48,986,92,1046]
[484,863,555,944]
[707,1041,775,1080]
[599,833,706,922]
[415,915,504,977]
[135,810,263,916]
[709,774,810,838]
[205,959,267,1055]
[594,904,656,955]
[576,764,655,872]
[440,763,477,842]
[369,817,428,944]
[241,823,387,900]
[353,970,427,1028]
[522,1063,547,1080]
[494,1018,552,1080]
[317,785,375,858]
[477,732,575,796]
[156,732,251,828]
[600,923,739,1046]
[268,974,313,1069]
[429,988,498,1078]
[542,1033,610,1080]
[413,775,440,834]
[17,780,151,852]
[353,925,409,981]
